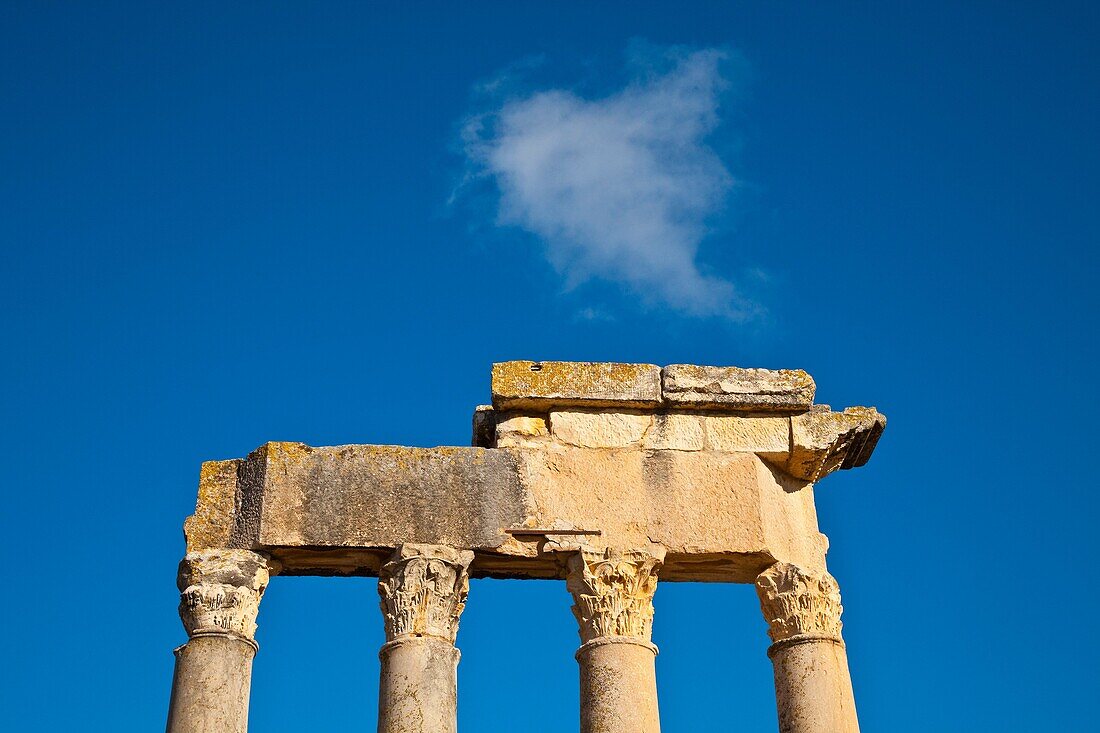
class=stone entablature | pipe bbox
[180,361,885,585]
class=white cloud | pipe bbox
[462,48,749,318]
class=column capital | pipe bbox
[566,547,664,647]
[378,544,474,644]
[177,549,272,645]
[755,563,843,646]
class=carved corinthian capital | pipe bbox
[378,544,475,643]
[566,547,664,645]
[755,563,844,645]
[177,549,271,642]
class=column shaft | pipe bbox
[167,634,256,733]
[379,638,461,733]
[567,547,664,733]
[578,640,660,733]
[166,550,270,733]
[376,544,473,733]
[769,638,858,733]
[756,563,860,733]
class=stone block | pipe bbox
[183,459,241,551]
[514,445,825,579]
[550,411,652,448]
[705,416,790,457]
[642,414,704,450]
[181,363,886,584]
[782,407,886,481]
[203,440,827,582]
[471,405,495,447]
[662,364,815,412]
[492,361,661,411]
[496,414,549,448]
[239,442,529,556]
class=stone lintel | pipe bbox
[492,361,662,411]
[661,364,815,412]
[185,440,829,583]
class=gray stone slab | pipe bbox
[662,364,815,412]
[233,443,529,553]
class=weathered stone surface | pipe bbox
[203,440,826,582]
[167,634,256,733]
[494,414,549,448]
[471,405,495,448]
[181,364,883,583]
[662,364,815,412]
[550,411,652,448]
[236,443,530,565]
[705,415,790,457]
[378,637,461,733]
[376,545,472,733]
[578,641,661,733]
[769,638,860,733]
[172,361,887,733]
[781,407,886,481]
[569,548,665,733]
[550,411,712,451]
[492,361,661,411]
[643,413,704,451]
[473,403,884,478]
[183,460,240,551]
[525,445,827,580]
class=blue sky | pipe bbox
[1,2,1097,731]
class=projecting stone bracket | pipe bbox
[181,361,885,585]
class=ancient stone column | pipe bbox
[566,547,664,733]
[756,563,860,733]
[166,549,272,733]
[377,544,475,733]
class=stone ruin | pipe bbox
[166,361,886,733]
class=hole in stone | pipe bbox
[530,363,543,372]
